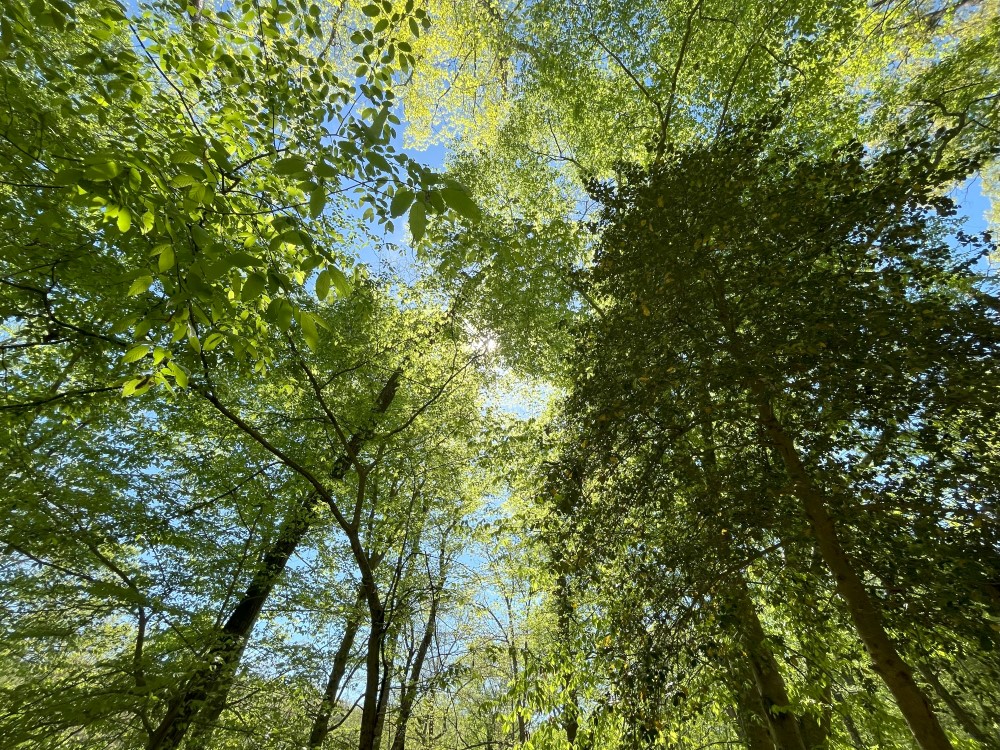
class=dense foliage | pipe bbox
[2,1,999,750]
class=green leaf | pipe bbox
[301,254,325,273]
[316,269,331,300]
[361,4,380,16]
[329,266,351,296]
[310,187,327,219]
[52,168,82,187]
[117,208,132,233]
[191,224,212,249]
[121,376,152,397]
[275,299,294,331]
[128,275,154,296]
[242,272,267,302]
[277,229,307,247]
[202,332,226,351]
[390,188,414,218]
[299,311,319,350]
[158,245,175,272]
[440,187,482,222]
[165,361,189,388]
[274,155,308,175]
[122,345,150,364]
[314,160,339,179]
[170,173,199,188]
[370,107,389,140]
[84,161,120,181]
[409,200,427,243]
[226,252,263,269]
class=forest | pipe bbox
[2,0,999,749]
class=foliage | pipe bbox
[3,1,1000,750]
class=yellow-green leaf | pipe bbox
[242,272,267,302]
[299,311,319,350]
[275,299,294,331]
[122,345,150,364]
[329,266,351,296]
[128,275,154,296]
[167,362,189,388]
[158,245,175,272]
[203,332,226,350]
[316,269,331,300]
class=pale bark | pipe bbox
[752,387,954,750]
[727,662,777,750]
[917,662,998,749]
[730,574,807,750]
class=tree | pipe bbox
[549,121,999,750]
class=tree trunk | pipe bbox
[917,662,998,750]
[839,705,865,750]
[147,492,316,750]
[729,574,807,750]
[700,416,802,750]
[358,595,386,750]
[389,590,441,750]
[798,671,831,750]
[555,571,579,745]
[184,637,249,750]
[149,371,403,750]
[308,593,365,750]
[372,622,397,750]
[510,642,528,745]
[752,388,954,750]
[726,662,777,750]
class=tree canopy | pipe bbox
[2,1,1000,750]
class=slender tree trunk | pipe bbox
[727,663,777,750]
[184,637,249,750]
[701,415,802,750]
[389,590,440,750]
[839,705,865,750]
[730,574,807,750]
[510,642,528,745]
[149,371,403,750]
[752,388,953,750]
[798,671,831,750]
[308,593,365,750]
[358,595,386,750]
[147,493,316,750]
[917,662,998,749]
[555,571,579,745]
[372,621,398,750]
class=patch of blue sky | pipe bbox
[948,175,997,278]
[352,141,449,283]
[951,173,994,235]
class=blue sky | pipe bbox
[953,175,994,235]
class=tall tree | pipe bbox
[550,121,999,750]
